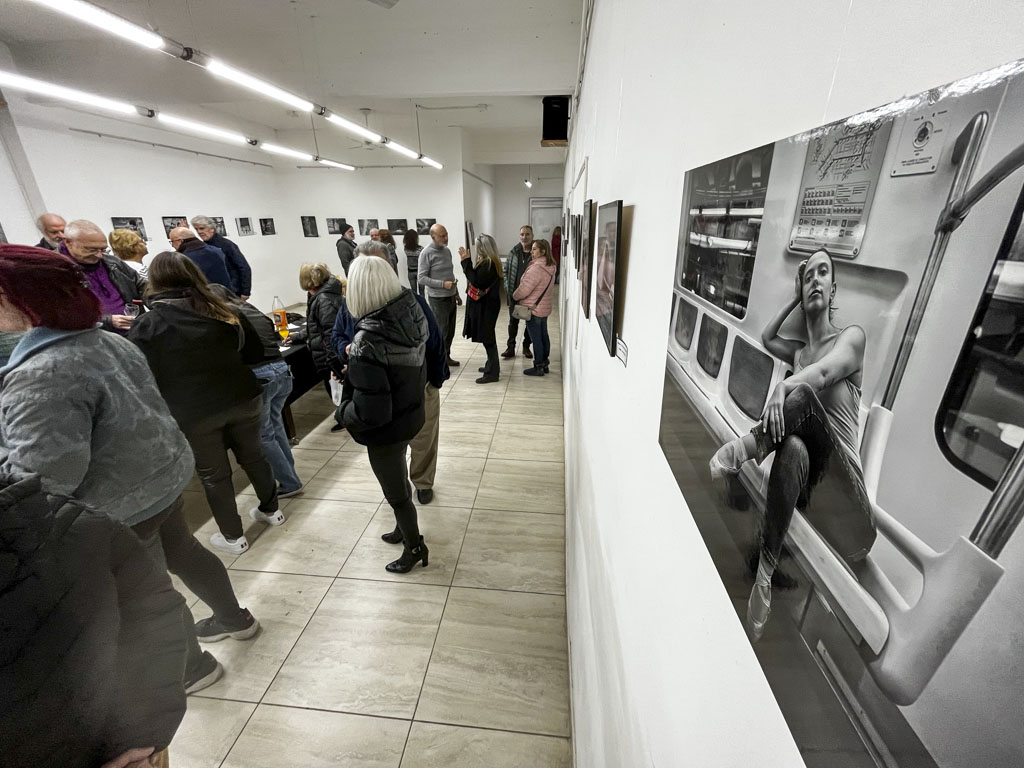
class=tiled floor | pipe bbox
[171,297,572,767]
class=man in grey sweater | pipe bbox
[417,223,462,366]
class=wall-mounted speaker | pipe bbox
[541,95,570,147]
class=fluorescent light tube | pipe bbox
[318,158,355,171]
[0,70,136,114]
[206,59,314,112]
[260,143,313,161]
[325,113,382,143]
[157,113,247,144]
[384,139,419,159]
[420,155,443,170]
[25,0,165,50]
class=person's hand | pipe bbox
[341,365,348,376]
[102,747,155,768]
[455,294,463,306]
[282,336,293,346]
[458,247,470,261]
[761,383,787,445]
[111,315,134,330]
[794,268,804,309]
[239,294,250,301]
[346,343,352,355]
[443,280,455,290]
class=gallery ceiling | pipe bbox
[0,0,582,165]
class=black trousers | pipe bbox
[505,312,532,350]
[482,341,500,375]
[366,441,421,547]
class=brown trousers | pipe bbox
[409,384,441,489]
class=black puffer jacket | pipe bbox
[294,277,344,375]
[0,472,187,768]
[338,289,428,446]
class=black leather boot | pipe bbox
[381,526,403,544]
[385,536,429,573]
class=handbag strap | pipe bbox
[528,271,554,311]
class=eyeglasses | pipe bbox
[79,245,107,254]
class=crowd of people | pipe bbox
[0,210,558,766]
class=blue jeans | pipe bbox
[255,360,302,493]
[526,315,550,366]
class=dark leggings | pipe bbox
[366,441,421,546]
[482,341,500,375]
[755,383,876,567]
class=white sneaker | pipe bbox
[250,507,286,526]
[210,532,249,555]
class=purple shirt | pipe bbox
[82,261,128,326]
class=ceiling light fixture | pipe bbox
[383,139,420,160]
[318,158,356,171]
[24,0,165,50]
[206,59,314,112]
[0,69,137,114]
[524,164,533,188]
[260,143,313,161]
[157,112,248,144]
[325,113,382,143]
[419,155,443,170]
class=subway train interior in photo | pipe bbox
[659,63,1024,768]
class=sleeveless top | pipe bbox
[795,338,863,465]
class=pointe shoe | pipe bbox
[746,556,775,642]
[385,536,429,573]
[708,440,747,481]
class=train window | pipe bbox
[673,297,698,350]
[697,314,728,379]
[676,143,774,319]
[729,337,774,419]
[936,185,1024,489]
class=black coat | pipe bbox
[294,277,345,375]
[339,289,428,446]
[129,296,263,426]
[336,237,358,276]
[461,255,502,345]
[0,472,187,768]
[207,233,253,296]
[98,252,147,332]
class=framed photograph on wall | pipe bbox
[259,218,276,236]
[416,218,436,235]
[301,216,319,237]
[595,200,622,356]
[161,216,187,237]
[211,217,227,236]
[110,216,148,241]
[235,217,255,236]
[579,210,594,319]
[327,218,349,235]
[387,218,408,234]
[359,218,379,236]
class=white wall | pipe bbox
[560,2,1024,767]
[493,163,564,253]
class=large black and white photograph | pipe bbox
[211,216,227,236]
[358,218,378,236]
[595,200,621,356]
[387,218,408,234]
[110,216,148,241]
[416,217,436,235]
[579,211,592,318]
[259,217,276,236]
[658,61,1024,767]
[301,215,319,237]
[161,215,187,237]
[235,217,254,237]
[326,217,348,235]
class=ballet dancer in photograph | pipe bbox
[709,248,876,641]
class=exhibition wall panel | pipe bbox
[561,1,1024,767]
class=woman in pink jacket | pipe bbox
[512,238,557,376]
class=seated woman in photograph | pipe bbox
[336,255,430,573]
[709,248,876,642]
[109,227,151,278]
[288,263,345,396]
[130,251,283,556]
[512,238,557,376]
[459,233,504,383]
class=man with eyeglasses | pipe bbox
[61,219,146,334]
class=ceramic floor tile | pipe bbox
[429,455,486,508]
[230,499,378,577]
[264,579,448,718]
[222,704,408,768]
[301,451,385,503]
[400,722,572,768]
[194,571,333,702]
[438,395,502,425]
[474,459,565,515]
[436,419,497,457]
[192,501,281,568]
[340,504,471,586]
[289,389,335,415]
[296,417,352,451]
[416,588,570,736]
[233,447,337,496]
[489,424,564,463]
[447,378,509,399]
[497,397,564,426]
[169,697,256,768]
[453,509,565,595]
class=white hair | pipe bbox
[191,215,215,229]
[35,212,64,232]
[64,219,105,240]
[356,240,390,259]
[346,255,402,318]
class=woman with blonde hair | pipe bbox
[108,228,150,277]
[459,233,504,383]
[130,251,284,556]
[512,238,557,376]
[288,262,345,395]
[337,255,430,573]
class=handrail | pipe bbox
[937,141,1024,232]
[971,444,1024,557]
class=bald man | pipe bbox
[35,213,66,251]
[418,223,462,367]
[169,227,232,288]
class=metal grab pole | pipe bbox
[971,445,1024,558]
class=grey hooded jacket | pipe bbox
[0,327,194,526]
